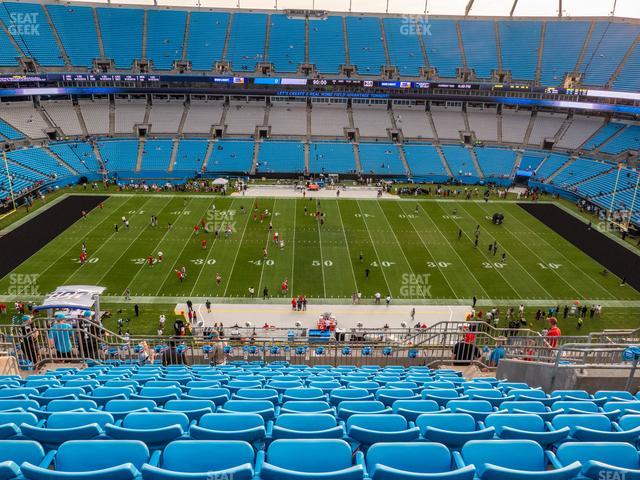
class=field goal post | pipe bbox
[607,163,640,233]
[0,149,17,221]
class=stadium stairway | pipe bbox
[397,144,412,177]
[135,138,146,173]
[545,157,575,183]
[468,147,484,180]
[435,145,454,178]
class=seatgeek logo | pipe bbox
[400,15,432,36]
[7,12,40,36]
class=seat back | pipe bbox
[122,412,189,430]
[367,442,452,474]
[105,399,157,412]
[275,414,337,431]
[594,390,635,401]
[47,412,114,429]
[283,387,324,399]
[347,414,407,432]
[462,440,545,471]
[281,401,332,413]
[552,414,611,433]
[47,400,98,412]
[392,400,439,414]
[416,413,476,433]
[619,414,640,431]
[552,401,599,413]
[448,400,493,412]
[161,440,255,472]
[199,413,264,431]
[551,390,590,400]
[0,440,45,464]
[501,401,547,413]
[0,400,39,411]
[0,412,38,426]
[484,413,544,433]
[55,440,149,471]
[557,442,640,469]
[266,439,353,472]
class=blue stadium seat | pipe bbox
[447,400,497,421]
[21,439,150,480]
[219,400,275,421]
[458,439,581,480]
[140,440,255,480]
[364,442,476,480]
[552,442,640,480]
[330,388,374,406]
[104,412,189,449]
[552,414,640,442]
[0,440,48,480]
[104,400,156,421]
[282,387,326,403]
[233,388,279,404]
[484,413,569,446]
[0,412,39,439]
[189,413,266,443]
[392,400,439,422]
[20,412,112,449]
[280,401,335,415]
[347,414,420,448]
[183,387,230,405]
[337,401,392,421]
[417,413,494,448]
[257,439,364,480]
[271,413,344,440]
[155,399,215,422]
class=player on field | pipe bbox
[225,223,233,237]
[279,239,285,250]
[273,231,279,244]
[216,273,222,286]
[194,224,200,235]
[157,251,163,262]
[281,278,288,294]
[263,248,268,259]
[147,255,154,267]
[201,239,207,250]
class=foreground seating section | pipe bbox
[5,364,640,479]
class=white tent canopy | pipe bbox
[33,285,106,311]
[212,178,230,186]
[66,0,638,18]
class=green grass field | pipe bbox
[0,193,638,306]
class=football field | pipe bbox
[1,193,638,304]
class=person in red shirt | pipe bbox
[201,239,207,250]
[79,252,86,264]
[147,255,154,266]
[281,279,288,294]
[193,224,199,235]
[545,316,561,348]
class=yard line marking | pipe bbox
[372,200,434,300]
[154,198,212,296]
[427,202,522,299]
[32,195,136,281]
[290,199,297,296]
[257,199,278,298]
[354,199,392,296]
[222,197,254,298]
[316,201,327,298]
[411,202,489,299]
[394,201,459,299]
[503,203,618,300]
[91,197,168,288]
[456,202,555,299]
[336,200,359,294]
[474,202,592,300]
[189,198,242,297]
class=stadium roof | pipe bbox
[68,0,639,18]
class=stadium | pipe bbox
[0,0,639,477]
